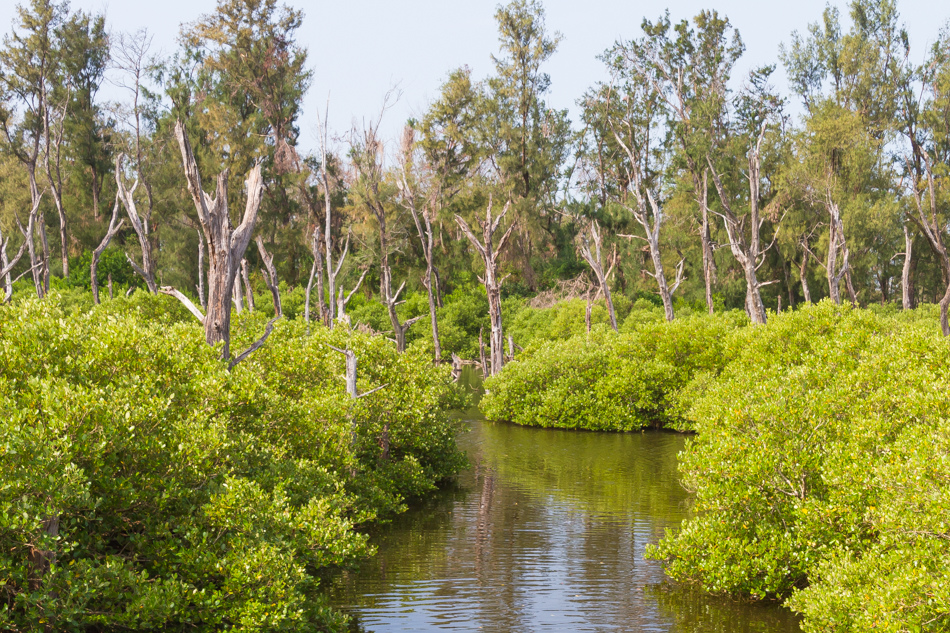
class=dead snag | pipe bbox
[172,119,264,359]
[456,197,516,376]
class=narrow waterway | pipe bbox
[327,392,802,632]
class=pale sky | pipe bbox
[1,0,947,155]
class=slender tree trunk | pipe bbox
[173,120,264,358]
[196,229,206,310]
[456,198,516,376]
[707,154,769,325]
[115,155,157,293]
[698,170,717,314]
[241,259,255,311]
[91,194,124,304]
[577,221,618,331]
[256,236,282,318]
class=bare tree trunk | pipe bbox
[612,129,682,322]
[577,221,618,330]
[824,196,852,306]
[456,198,516,376]
[232,280,243,314]
[17,183,46,299]
[336,270,368,327]
[173,120,264,359]
[304,226,322,329]
[399,126,444,360]
[115,155,157,293]
[256,236,282,317]
[196,229,206,310]
[0,226,27,303]
[902,225,917,310]
[240,259,255,311]
[42,83,70,279]
[706,133,773,325]
[700,171,717,314]
[907,153,950,335]
[107,274,113,300]
[92,194,125,304]
[478,327,489,378]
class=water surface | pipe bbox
[327,401,801,632]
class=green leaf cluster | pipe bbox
[480,310,746,431]
[646,300,950,631]
[0,293,464,631]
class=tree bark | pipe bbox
[91,194,125,304]
[174,119,264,358]
[456,198,516,376]
[706,130,772,325]
[256,236,282,318]
[115,154,157,293]
[577,221,618,331]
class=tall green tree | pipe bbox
[481,0,571,288]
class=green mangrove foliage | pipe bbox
[0,293,464,631]
[646,302,950,632]
[480,311,747,431]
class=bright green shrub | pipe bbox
[646,301,950,631]
[481,312,745,431]
[0,293,464,631]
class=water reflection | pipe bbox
[326,408,801,632]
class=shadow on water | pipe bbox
[325,366,801,632]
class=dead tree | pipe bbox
[705,103,779,326]
[240,259,255,311]
[304,224,327,328]
[91,193,125,304]
[115,154,157,293]
[336,269,368,327]
[196,228,206,309]
[256,236,282,318]
[316,101,349,328]
[0,225,28,303]
[170,119,266,360]
[609,104,684,322]
[823,192,854,305]
[41,82,71,279]
[908,150,950,335]
[351,122,421,352]
[576,221,618,331]
[902,224,916,310]
[398,125,443,361]
[456,197,516,376]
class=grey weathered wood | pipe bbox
[456,197,516,376]
[91,193,126,304]
[240,258,255,312]
[399,126,443,361]
[159,286,205,323]
[255,236,282,318]
[707,139,772,325]
[115,154,157,294]
[173,119,264,359]
[577,221,618,331]
[902,224,915,310]
[0,225,27,303]
[337,269,368,327]
[228,317,279,371]
[196,228,206,309]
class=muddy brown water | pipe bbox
[326,377,802,632]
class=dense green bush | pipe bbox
[0,293,464,631]
[646,301,950,631]
[480,311,746,431]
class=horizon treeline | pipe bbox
[1,0,949,335]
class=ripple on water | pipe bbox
[326,420,802,633]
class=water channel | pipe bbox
[327,380,802,632]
